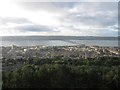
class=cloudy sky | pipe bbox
[0,0,118,36]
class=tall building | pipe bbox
[11,45,17,50]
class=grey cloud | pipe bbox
[98,29,118,36]
[18,2,77,11]
[71,2,117,12]
[0,17,31,25]
[108,24,118,31]
[17,2,117,28]
[0,2,118,36]
[75,14,116,27]
[63,2,117,28]
[52,2,78,9]
[17,2,61,13]
[96,2,118,11]
[0,17,59,33]
[14,24,59,33]
[15,25,53,32]
[18,2,53,11]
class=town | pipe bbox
[1,44,119,60]
[1,44,119,71]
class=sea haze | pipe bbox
[1,36,118,47]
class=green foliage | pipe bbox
[2,56,120,88]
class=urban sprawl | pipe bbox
[1,44,119,71]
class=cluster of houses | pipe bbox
[1,45,119,71]
[1,45,119,60]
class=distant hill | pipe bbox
[1,36,118,41]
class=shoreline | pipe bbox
[0,44,119,48]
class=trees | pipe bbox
[2,56,120,88]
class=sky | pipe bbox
[0,0,118,36]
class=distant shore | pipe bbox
[1,36,119,40]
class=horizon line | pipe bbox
[0,35,119,37]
